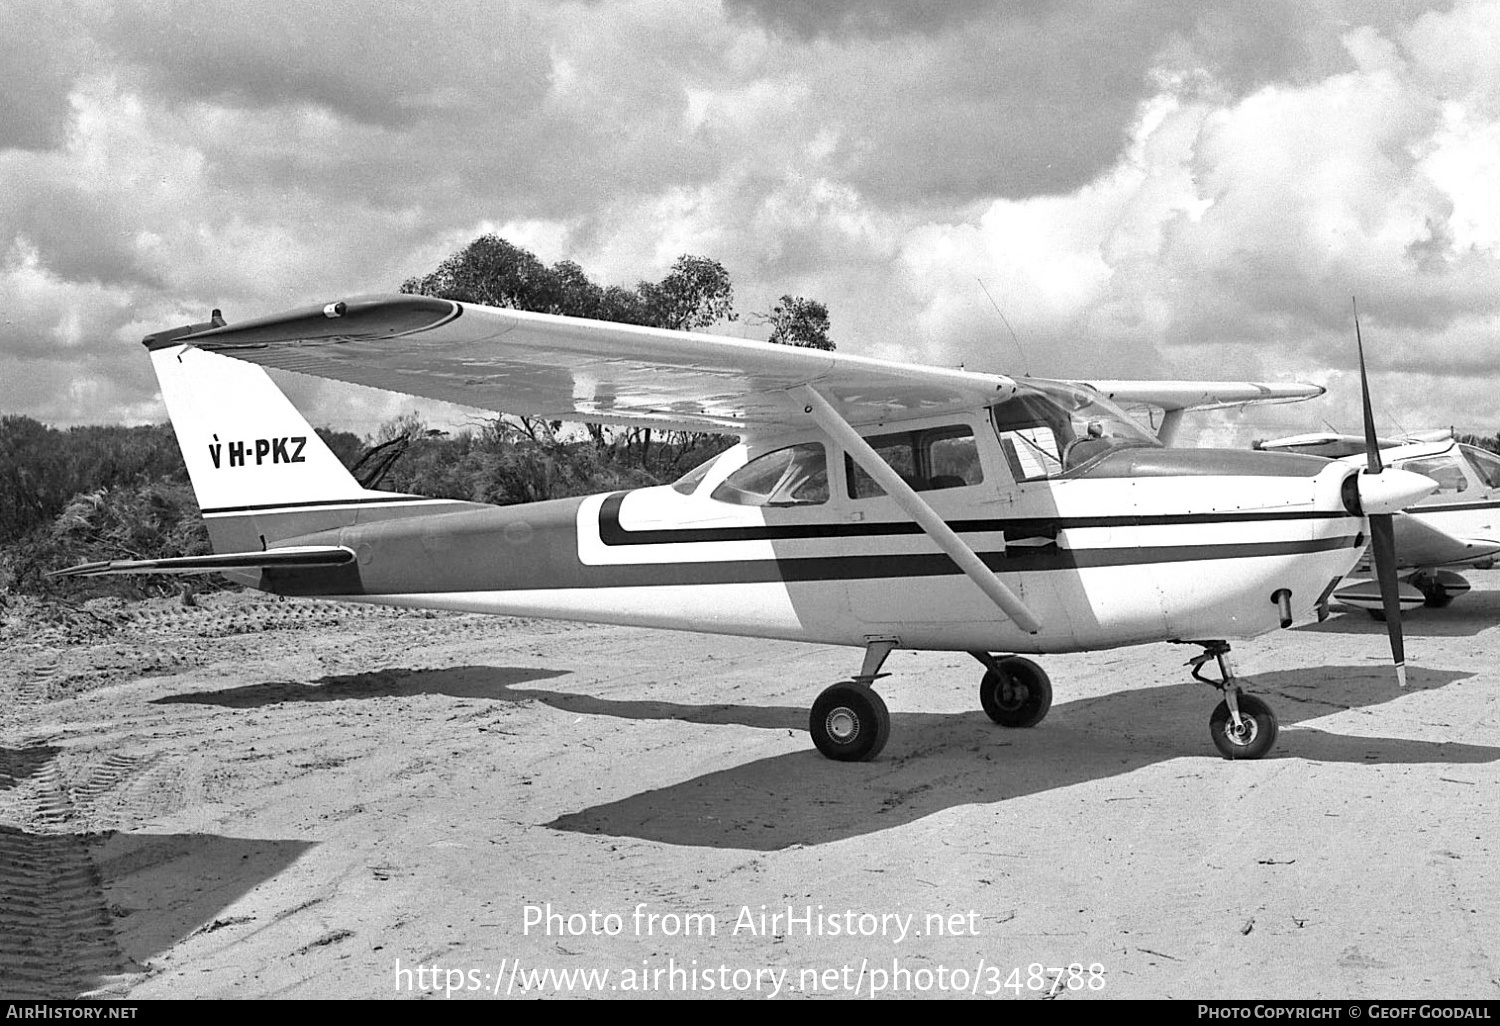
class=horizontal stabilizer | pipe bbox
[50,545,355,578]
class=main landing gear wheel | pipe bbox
[979,656,1053,728]
[809,683,891,762]
[1208,693,1278,760]
[1411,571,1461,609]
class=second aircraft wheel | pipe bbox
[1208,693,1278,760]
[1412,573,1456,608]
[809,683,891,762]
[979,656,1053,728]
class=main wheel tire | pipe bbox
[1411,574,1455,608]
[979,656,1053,728]
[1208,693,1278,760]
[809,683,891,762]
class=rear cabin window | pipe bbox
[710,443,828,507]
[845,424,983,499]
[670,455,719,495]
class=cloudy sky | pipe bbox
[3,0,1497,444]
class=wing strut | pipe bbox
[793,385,1042,635]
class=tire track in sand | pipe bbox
[0,747,138,998]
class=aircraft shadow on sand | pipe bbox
[521,664,1490,850]
[140,663,1496,851]
[88,831,316,971]
[0,744,313,999]
[152,665,572,708]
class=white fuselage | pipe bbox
[314,421,1366,655]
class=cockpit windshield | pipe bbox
[990,381,1161,481]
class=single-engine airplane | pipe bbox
[1260,431,1500,614]
[56,295,1437,762]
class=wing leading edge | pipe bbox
[167,295,1020,434]
[163,295,1326,435]
[1078,380,1326,411]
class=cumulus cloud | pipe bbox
[1,0,1497,448]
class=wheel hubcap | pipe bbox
[1225,716,1258,746]
[826,707,860,743]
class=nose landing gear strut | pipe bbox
[1183,641,1279,760]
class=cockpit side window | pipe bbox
[1461,444,1500,489]
[989,384,1160,482]
[844,424,983,499]
[710,442,828,507]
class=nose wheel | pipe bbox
[1208,693,1277,759]
[1184,641,1279,760]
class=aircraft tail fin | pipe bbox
[144,314,442,552]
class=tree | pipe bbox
[752,295,834,351]
[401,235,562,312]
[0,417,188,546]
[636,255,737,331]
[315,426,366,472]
[397,236,740,488]
[402,235,737,332]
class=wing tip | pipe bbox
[143,295,461,351]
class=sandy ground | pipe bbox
[2,580,1498,1002]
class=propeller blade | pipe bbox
[1369,513,1408,688]
[1354,298,1408,687]
[1354,299,1383,476]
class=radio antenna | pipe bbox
[977,278,1030,376]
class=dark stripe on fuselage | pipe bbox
[596,492,1356,546]
[708,536,1363,584]
[275,490,1361,597]
[256,489,1361,599]
[332,535,1364,596]
[1409,499,1500,514]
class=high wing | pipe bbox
[1257,430,1452,458]
[1079,380,1326,411]
[164,294,1019,433]
[162,294,1324,435]
[1074,380,1326,444]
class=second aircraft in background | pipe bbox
[1260,431,1500,615]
